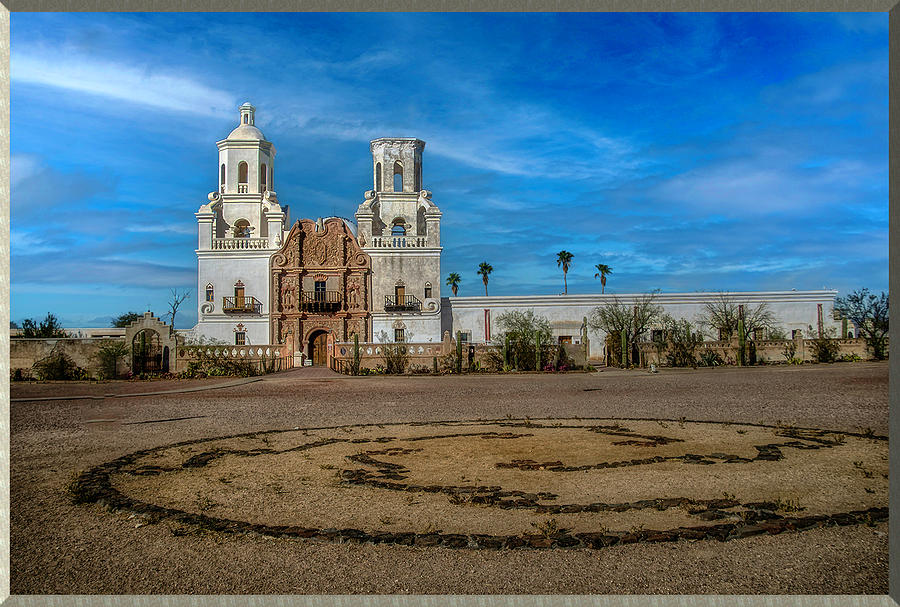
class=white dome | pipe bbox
[226,124,266,141]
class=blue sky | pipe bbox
[10,12,888,328]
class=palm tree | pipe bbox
[477,262,493,296]
[446,272,461,296]
[557,250,574,294]
[594,263,612,294]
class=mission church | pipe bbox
[193,103,841,365]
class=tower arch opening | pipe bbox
[393,161,403,192]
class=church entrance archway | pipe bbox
[308,330,330,366]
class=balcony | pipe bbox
[223,296,263,314]
[211,237,270,250]
[368,236,428,248]
[300,290,343,314]
[384,294,422,312]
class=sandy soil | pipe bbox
[10,362,889,594]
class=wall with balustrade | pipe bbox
[175,344,293,374]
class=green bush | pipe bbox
[807,326,840,363]
[32,352,87,380]
[698,349,724,367]
[94,340,129,379]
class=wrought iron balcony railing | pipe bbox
[384,294,422,312]
[223,296,263,313]
[300,290,343,313]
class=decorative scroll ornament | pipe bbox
[208,191,221,202]
[200,302,214,314]
[272,252,287,268]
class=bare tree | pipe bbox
[589,291,662,366]
[165,289,191,328]
[700,293,776,341]
[835,288,889,360]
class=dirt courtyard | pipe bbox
[11,362,889,595]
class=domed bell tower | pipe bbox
[356,138,443,343]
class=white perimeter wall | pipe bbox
[445,291,840,359]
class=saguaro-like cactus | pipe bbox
[456,331,463,374]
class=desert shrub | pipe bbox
[662,316,704,368]
[493,310,553,371]
[94,340,130,380]
[839,353,862,362]
[178,350,260,378]
[407,364,430,375]
[437,352,455,374]
[33,352,86,380]
[781,340,797,363]
[481,347,506,372]
[10,368,32,381]
[698,349,723,367]
[807,326,840,363]
[377,330,410,375]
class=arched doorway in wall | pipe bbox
[307,330,331,366]
[132,329,163,374]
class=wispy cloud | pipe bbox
[12,49,238,117]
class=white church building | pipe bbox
[193,103,841,362]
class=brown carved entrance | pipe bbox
[309,330,329,366]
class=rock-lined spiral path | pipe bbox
[70,418,888,550]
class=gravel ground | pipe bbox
[10,362,889,595]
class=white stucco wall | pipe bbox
[196,252,274,345]
[445,291,840,359]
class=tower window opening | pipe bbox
[220,164,225,193]
[375,162,382,191]
[243,114,248,124]
[260,163,267,193]
[233,219,251,238]
[238,162,249,193]
[391,220,406,236]
[424,282,432,299]
[393,161,403,192]
[205,283,214,302]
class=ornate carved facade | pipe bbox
[270,218,372,363]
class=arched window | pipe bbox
[205,283,214,302]
[393,161,403,192]
[220,164,226,193]
[391,219,406,236]
[233,219,251,238]
[375,162,382,191]
[424,282,432,299]
[237,162,249,193]
[243,114,249,124]
[260,163,267,193]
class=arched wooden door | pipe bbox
[308,330,329,366]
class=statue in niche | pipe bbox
[347,276,361,309]
[281,275,297,312]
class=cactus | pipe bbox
[455,331,463,374]
[432,355,438,374]
[737,317,745,366]
[352,333,360,375]
[503,335,509,369]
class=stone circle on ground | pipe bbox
[71,418,888,549]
